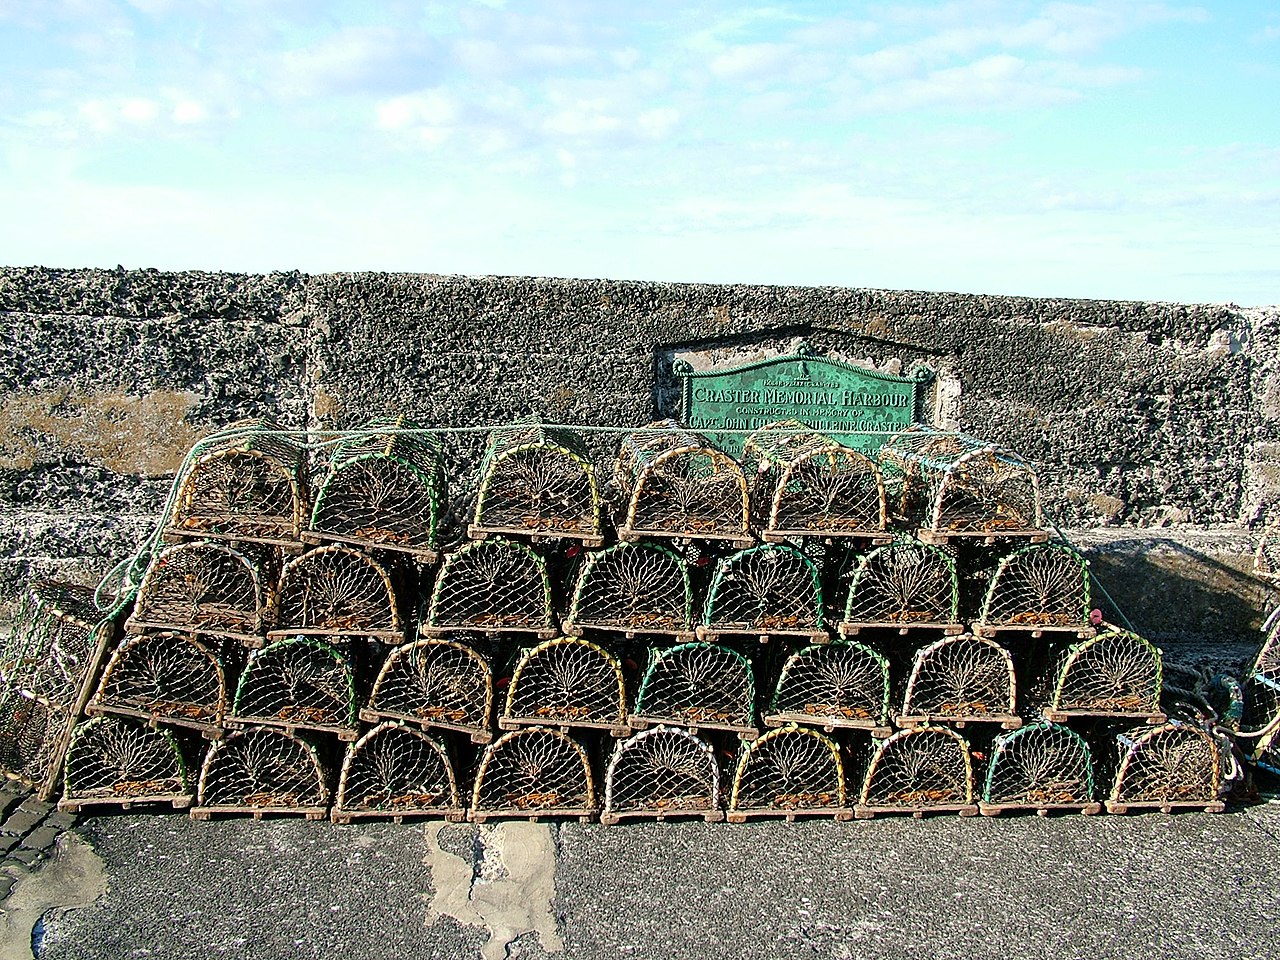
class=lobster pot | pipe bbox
[192,726,329,819]
[168,419,307,547]
[839,540,961,634]
[90,632,229,735]
[128,541,266,642]
[0,582,116,799]
[362,638,493,743]
[60,716,191,812]
[332,722,464,823]
[228,637,358,739]
[980,722,1100,815]
[974,543,1093,638]
[1044,629,1165,723]
[1240,672,1280,761]
[422,539,555,637]
[631,642,757,738]
[856,726,977,817]
[614,421,751,545]
[765,641,892,735]
[1258,521,1279,584]
[563,542,693,638]
[899,634,1020,729]
[742,420,887,540]
[272,545,402,641]
[469,423,602,545]
[727,725,846,822]
[601,726,721,824]
[1107,722,1225,813]
[878,426,1044,542]
[307,421,446,559]
[470,726,596,822]
[1250,610,1280,678]
[501,638,628,734]
[699,545,825,642]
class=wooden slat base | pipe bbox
[59,793,193,814]
[561,620,695,641]
[469,808,596,823]
[726,806,852,823]
[628,715,759,741]
[854,803,979,819]
[358,708,493,744]
[164,527,305,553]
[1105,799,1226,815]
[467,524,605,548]
[599,808,724,825]
[331,806,467,824]
[190,805,328,821]
[839,621,965,637]
[224,717,359,742]
[695,626,829,645]
[86,701,225,739]
[761,531,892,545]
[419,624,558,640]
[979,801,1103,817]
[763,712,894,738]
[616,527,754,550]
[972,623,1096,640]
[301,529,438,562]
[896,713,1023,731]
[125,619,264,646]
[267,627,404,643]
[1042,709,1167,725]
[916,529,1050,546]
[499,716,630,737]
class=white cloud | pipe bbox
[275,26,439,99]
[171,99,207,124]
[709,43,793,79]
[543,100,622,137]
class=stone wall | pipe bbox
[2,266,1276,648]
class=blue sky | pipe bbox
[1,1,1277,304]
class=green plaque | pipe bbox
[675,345,932,456]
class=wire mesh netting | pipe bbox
[857,726,976,816]
[700,544,825,641]
[900,634,1019,728]
[631,642,757,737]
[229,637,357,738]
[362,638,493,742]
[765,641,892,734]
[1107,722,1224,813]
[168,419,307,546]
[502,637,628,734]
[1045,629,1164,721]
[0,697,73,797]
[61,715,191,811]
[1250,609,1280,678]
[727,725,846,821]
[980,722,1099,813]
[1239,672,1280,762]
[193,725,329,818]
[272,545,402,640]
[332,722,464,822]
[743,420,887,541]
[563,542,693,638]
[1257,521,1279,584]
[469,423,603,544]
[128,541,266,641]
[975,542,1093,637]
[422,539,555,637]
[91,631,229,734]
[614,421,751,544]
[470,726,597,820]
[839,539,961,633]
[307,420,446,558]
[878,426,1044,541]
[601,726,721,823]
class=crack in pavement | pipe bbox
[423,821,563,960]
[0,834,106,960]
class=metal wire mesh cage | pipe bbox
[1044,628,1165,723]
[362,637,493,743]
[1257,521,1279,584]
[856,725,978,818]
[306,420,446,559]
[332,721,465,823]
[192,725,330,820]
[228,637,358,740]
[742,420,888,542]
[1239,671,1280,763]
[271,545,403,641]
[727,724,847,822]
[899,634,1020,729]
[59,715,191,812]
[562,542,694,639]
[979,722,1101,815]
[1106,721,1225,813]
[89,631,229,735]
[468,423,603,545]
[1,582,118,799]
[631,642,757,738]
[128,541,266,642]
[839,539,962,635]
[764,640,892,736]
[878,426,1045,542]
[168,418,307,547]
[614,420,751,545]
[974,542,1094,638]
[470,726,597,822]
[601,726,722,824]
[1250,607,1280,678]
[501,637,629,735]
[699,544,825,643]
[421,539,555,637]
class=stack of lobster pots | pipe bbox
[0,416,1230,822]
